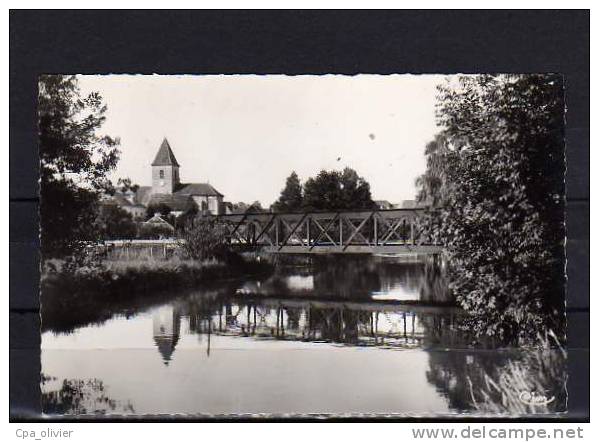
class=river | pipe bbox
[41,255,567,416]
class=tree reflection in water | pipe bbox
[41,375,135,415]
[468,335,567,415]
[425,338,567,414]
[169,290,566,414]
[41,256,568,415]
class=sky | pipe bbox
[77,74,445,206]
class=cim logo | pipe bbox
[518,390,555,406]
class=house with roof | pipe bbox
[110,138,225,217]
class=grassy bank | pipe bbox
[41,254,273,333]
[43,254,272,293]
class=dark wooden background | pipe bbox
[9,10,589,421]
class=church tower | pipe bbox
[151,138,180,194]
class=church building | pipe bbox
[112,138,225,217]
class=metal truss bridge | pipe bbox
[213,208,442,255]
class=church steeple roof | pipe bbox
[151,138,180,167]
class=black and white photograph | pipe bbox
[37,73,568,416]
[8,8,590,431]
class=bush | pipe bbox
[95,204,137,240]
[60,244,106,275]
[178,217,229,261]
[137,223,174,239]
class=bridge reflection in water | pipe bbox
[148,293,566,415]
[147,256,460,362]
[153,295,463,363]
[42,257,567,415]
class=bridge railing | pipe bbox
[212,209,441,254]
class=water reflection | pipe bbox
[157,293,463,362]
[41,375,135,415]
[236,256,451,303]
[426,346,567,414]
[152,305,181,365]
[41,256,566,416]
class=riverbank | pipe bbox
[41,254,274,333]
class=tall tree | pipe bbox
[116,177,139,193]
[95,205,137,240]
[339,167,375,210]
[271,171,303,212]
[415,134,451,207]
[416,74,565,343]
[303,168,374,211]
[39,75,120,259]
